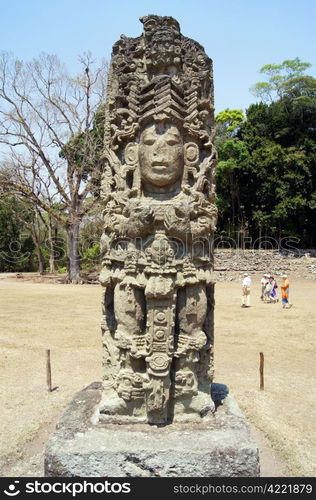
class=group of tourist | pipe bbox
[260,274,279,303]
[241,273,292,309]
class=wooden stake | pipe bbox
[46,349,52,392]
[260,352,264,390]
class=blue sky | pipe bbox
[1,0,316,113]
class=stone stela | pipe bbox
[99,15,218,425]
[44,16,260,477]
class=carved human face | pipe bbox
[138,124,184,190]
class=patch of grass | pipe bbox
[0,276,315,476]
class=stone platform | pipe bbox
[44,382,260,477]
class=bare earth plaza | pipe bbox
[0,1,316,492]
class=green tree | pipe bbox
[240,74,316,245]
[215,61,316,247]
[0,197,35,272]
[215,109,246,236]
[250,57,312,102]
[216,139,250,234]
[215,108,245,148]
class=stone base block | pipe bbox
[44,382,260,477]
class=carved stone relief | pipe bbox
[99,15,217,424]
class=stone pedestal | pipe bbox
[44,383,260,477]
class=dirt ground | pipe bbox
[0,273,315,477]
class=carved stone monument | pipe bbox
[44,16,260,477]
[99,14,217,425]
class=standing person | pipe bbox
[260,274,268,300]
[281,274,292,309]
[269,276,278,303]
[241,273,251,308]
[264,275,272,302]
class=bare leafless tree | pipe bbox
[0,51,107,281]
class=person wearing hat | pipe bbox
[241,273,251,307]
[263,274,272,302]
[260,273,269,301]
[281,274,292,309]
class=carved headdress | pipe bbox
[104,16,214,146]
[101,15,216,200]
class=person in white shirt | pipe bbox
[263,274,272,302]
[241,273,251,307]
[260,274,269,300]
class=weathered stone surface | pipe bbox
[99,15,217,425]
[45,16,260,479]
[44,383,260,477]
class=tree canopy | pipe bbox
[250,57,312,102]
[216,59,316,247]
